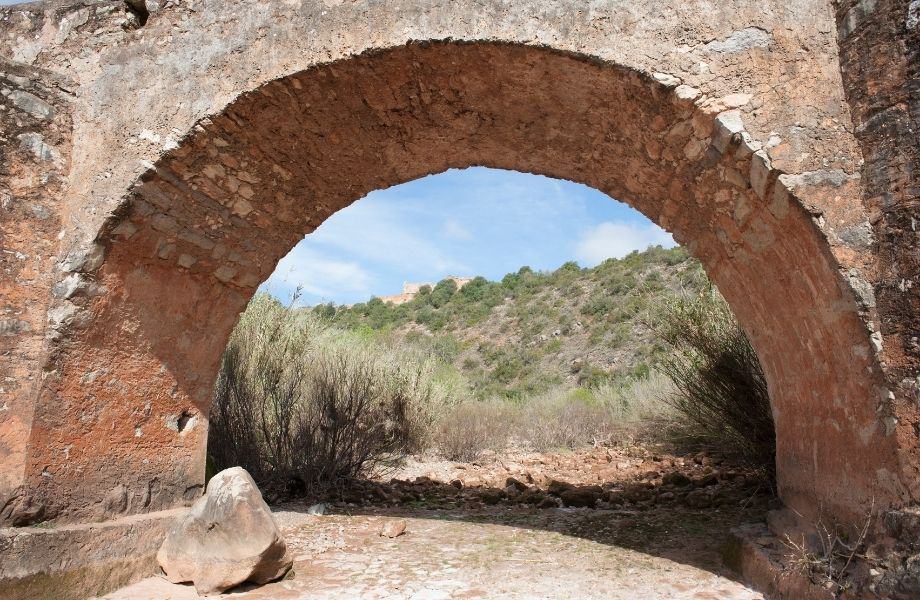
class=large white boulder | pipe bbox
[156,467,292,595]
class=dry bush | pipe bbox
[435,400,514,461]
[520,389,608,451]
[519,377,674,451]
[781,503,873,595]
[209,293,452,493]
[654,289,776,482]
[592,372,677,445]
[432,373,677,457]
[287,352,432,483]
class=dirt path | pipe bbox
[103,446,770,599]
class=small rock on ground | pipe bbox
[379,519,407,538]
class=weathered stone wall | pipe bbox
[0,0,913,554]
[0,507,182,600]
[836,0,920,503]
[86,41,893,530]
[0,57,73,524]
[834,0,920,592]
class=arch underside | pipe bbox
[12,41,898,526]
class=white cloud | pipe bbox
[263,246,372,302]
[309,199,469,274]
[575,221,675,266]
[442,218,473,241]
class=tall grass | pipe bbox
[654,289,775,481]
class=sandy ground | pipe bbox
[102,446,769,599]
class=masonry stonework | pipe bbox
[0,0,917,595]
[0,54,74,525]
[834,0,920,592]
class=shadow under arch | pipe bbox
[23,40,894,531]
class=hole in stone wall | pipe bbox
[124,0,149,27]
[176,410,194,433]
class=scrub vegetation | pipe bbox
[209,246,775,494]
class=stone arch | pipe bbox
[8,40,899,531]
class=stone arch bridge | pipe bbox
[0,0,917,596]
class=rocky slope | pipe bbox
[311,246,708,399]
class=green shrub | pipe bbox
[662,247,691,266]
[574,363,604,388]
[461,356,480,370]
[607,323,629,348]
[415,305,436,327]
[588,326,605,345]
[654,289,775,482]
[545,338,563,354]
[605,273,637,295]
[492,353,524,383]
[456,276,491,302]
[209,293,453,493]
[430,278,458,308]
[580,292,617,316]
[427,334,463,363]
[314,303,336,320]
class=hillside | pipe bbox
[310,246,709,400]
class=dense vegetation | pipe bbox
[209,245,776,494]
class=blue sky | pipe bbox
[264,168,675,306]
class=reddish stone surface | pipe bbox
[0,59,74,526]
[834,0,920,589]
[0,0,915,576]
[836,0,920,496]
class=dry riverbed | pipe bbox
[103,445,773,599]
